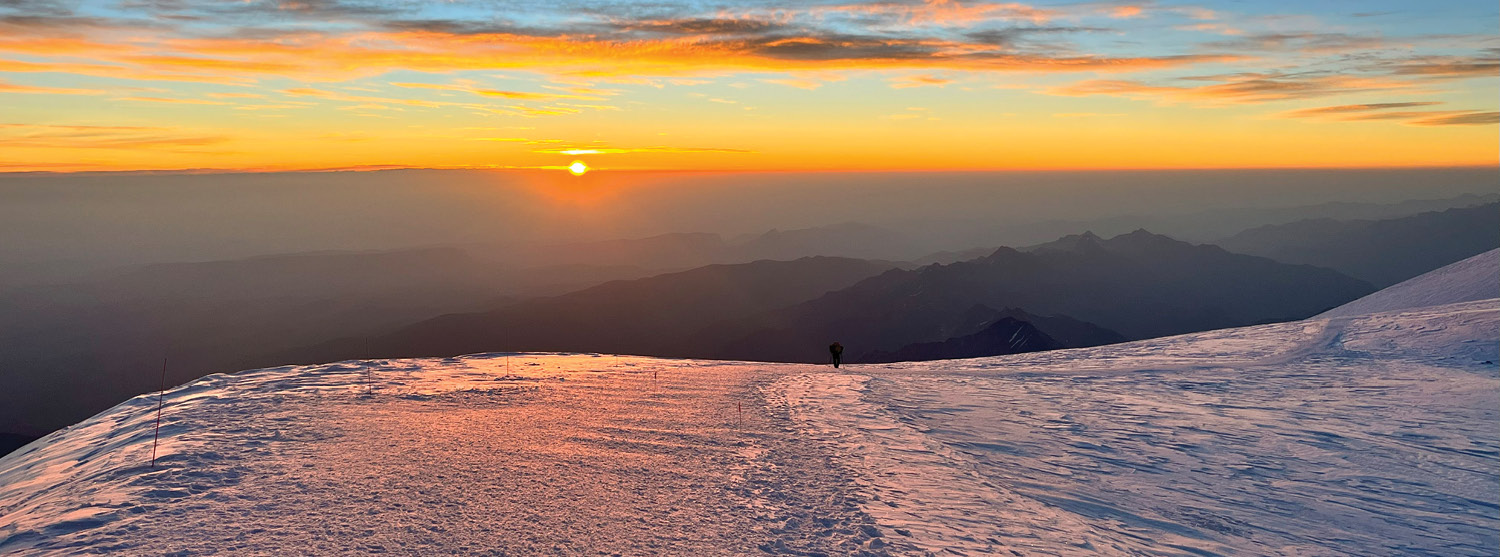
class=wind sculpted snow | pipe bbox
[1,301,1496,555]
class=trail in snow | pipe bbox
[773,300,1499,556]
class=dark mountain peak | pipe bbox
[860,316,1058,363]
[1025,228,1194,256]
[1024,230,1108,254]
[1102,229,1193,251]
[981,245,1027,262]
[640,231,724,242]
[994,306,1038,321]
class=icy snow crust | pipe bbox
[1,300,1496,555]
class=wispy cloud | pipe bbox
[1052,73,1418,105]
[114,95,228,105]
[1281,102,1443,118]
[1408,112,1499,126]
[1203,32,1390,54]
[1382,55,1500,78]
[1278,102,1498,126]
[390,82,607,101]
[0,123,230,149]
[816,1,1057,27]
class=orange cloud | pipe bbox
[0,79,106,95]
[890,74,953,88]
[761,77,824,89]
[114,96,228,105]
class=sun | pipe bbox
[567,160,589,176]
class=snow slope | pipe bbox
[1,301,1496,555]
[1320,248,1498,318]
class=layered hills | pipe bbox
[1217,202,1498,288]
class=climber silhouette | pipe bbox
[829,342,844,368]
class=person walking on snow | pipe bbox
[829,342,844,368]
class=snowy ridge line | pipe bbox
[1321,248,1499,319]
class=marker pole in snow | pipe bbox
[151,358,166,468]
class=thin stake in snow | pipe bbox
[151,357,167,468]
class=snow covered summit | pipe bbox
[1,298,1496,554]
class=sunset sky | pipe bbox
[2,0,1496,172]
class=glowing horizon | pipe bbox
[1,0,1496,173]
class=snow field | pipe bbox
[0,299,1495,555]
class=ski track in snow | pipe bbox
[0,300,1495,555]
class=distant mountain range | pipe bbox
[286,230,1372,368]
[286,257,899,363]
[697,230,1371,363]
[478,196,1500,275]
[1217,203,1499,288]
[485,222,928,271]
[893,192,1500,252]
